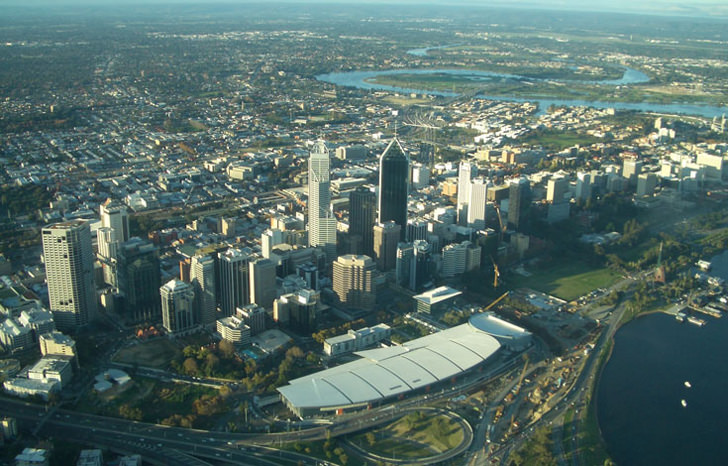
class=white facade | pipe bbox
[42,220,97,331]
[308,140,337,260]
[467,178,489,230]
[216,316,251,346]
[456,161,475,226]
[324,324,391,357]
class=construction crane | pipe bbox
[491,255,501,288]
[494,204,507,243]
[654,241,666,284]
[483,291,509,312]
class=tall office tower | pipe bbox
[378,138,409,240]
[249,257,277,309]
[457,161,475,226]
[546,177,568,203]
[406,218,428,243]
[622,157,642,186]
[332,255,376,311]
[235,303,267,335]
[100,199,129,243]
[307,140,337,261]
[42,220,97,332]
[190,254,217,327]
[467,178,489,230]
[218,248,250,317]
[98,200,129,287]
[575,172,593,202]
[261,229,285,259]
[116,238,161,324]
[160,279,196,335]
[508,177,531,232]
[273,289,319,332]
[296,262,319,291]
[349,186,377,257]
[410,240,433,291]
[395,242,414,288]
[373,221,402,271]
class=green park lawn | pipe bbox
[509,262,621,301]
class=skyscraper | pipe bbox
[373,221,401,271]
[249,257,277,309]
[42,220,97,332]
[508,177,531,232]
[457,161,475,226]
[308,140,337,261]
[97,199,130,288]
[467,178,489,230]
[378,138,409,240]
[190,254,216,327]
[332,255,376,311]
[218,248,250,317]
[160,279,196,335]
[116,238,161,324]
[349,186,377,256]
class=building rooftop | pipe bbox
[413,286,463,305]
[278,318,500,413]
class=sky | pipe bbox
[0,0,726,18]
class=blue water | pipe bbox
[316,66,727,118]
[597,250,728,465]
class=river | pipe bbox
[597,250,728,465]
[316,59,727,118]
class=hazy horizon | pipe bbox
[0,0,727,19]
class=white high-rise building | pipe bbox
[308,140,337,261]
[190,255,216,327]
[249,257,277,309]
[42,220,97,332]
[97,199,130,288]
[467,178,490,230]
[457,161,475,226]
[160,280,196,335]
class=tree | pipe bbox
[219,339,235,359]
[183,357,199,376]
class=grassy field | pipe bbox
[350,411,465,459]
[509,261,621,301]
[112,338,181,369]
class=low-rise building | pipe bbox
[323,324,391,357]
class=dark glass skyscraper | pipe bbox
[378,138,409,240]
[349,186,377,257]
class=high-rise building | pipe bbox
[116,238,161,324]
[546,177,568,203]
[296,262,319,291]
[98,199,130,288]
[42,221,97,332]
[190,254,217,327]
[406,218,428,243]
[332,255,376,311]
[160,280,196,335]
[378,138,409,240]
[410,240,433,291]
[349,186,377,256]
[273,289,319,333]
[575,172,593,203]
[373,221,401,271]
[218,248,251,317]
[395,242,414,288]
[467,178,489,230]
[235,303,266,335]
[308,140,337,261]
[457,161,475,226]
[508,178,531,232]
[249,257,277,309]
